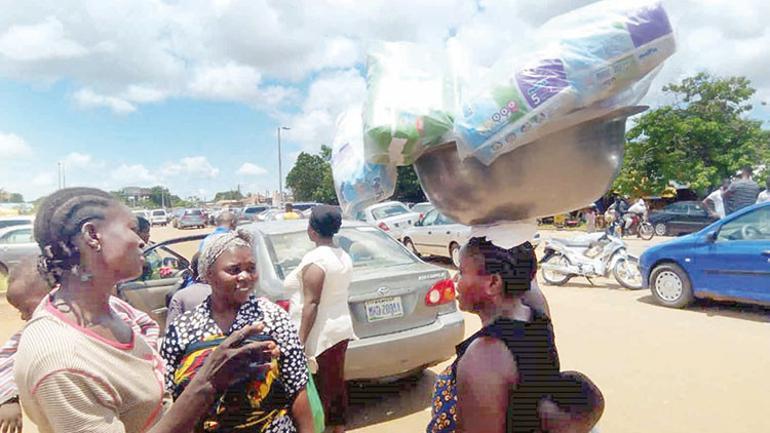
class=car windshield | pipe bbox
[267,226,416,277]
[371,204,409,220]
[152,210,165,216]
[186,210,202,216]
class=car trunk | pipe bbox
[380,212,419,232]
[345,263,451,339]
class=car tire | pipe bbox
[403,238,420,257]
[650,263,694,308]
[450,243,460,268]
[654,222,668,237]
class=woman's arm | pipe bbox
[455,337,518,433]
[290,388,315,433]
[299,264,325,344]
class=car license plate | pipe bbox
[365,297,404,322]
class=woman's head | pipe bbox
[34,187,146,285]
[308,205,342,241]
[455,237,536,313]
[199,229,257,307]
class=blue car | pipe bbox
[640,202,770,308]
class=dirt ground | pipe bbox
[2,226,769,433]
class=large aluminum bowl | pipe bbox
[413,106,647,226]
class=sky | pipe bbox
[1,0,769,202]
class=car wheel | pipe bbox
[403,238,420,257]
[450,243,460,268]
[540,254,572,286]
[650,263,694,308]
[654,222,667,237]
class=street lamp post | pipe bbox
[277,126,291,206]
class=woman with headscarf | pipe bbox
[427,237,604,433]
[14,187,279,433]
[161,229,315,433]
[284,205,355,433]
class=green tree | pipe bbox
[213,190,244,202]
[613,72,770,197]
[393,165,427,203]
[286,145,337,204]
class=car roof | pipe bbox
[242,219,371,236]
[0,215,33,221]
[0,224,34,235]
[366,201,407,210]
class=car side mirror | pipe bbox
[705,230,719,243]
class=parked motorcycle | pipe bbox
[539,232,643,289]
[607,211,654,240]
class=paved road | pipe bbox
[2,226,768,433]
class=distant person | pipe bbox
[285,205,355,433]
[0,257,51,433]
[199,210,236,251]
[724,166,760,214]
[703,179,730,219]
[137,216,162,280]
[280,203,301,220]
[756,175,770,204]
[165,252,211,332]
[625,198,647,231]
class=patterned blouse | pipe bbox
[161,295,308,433]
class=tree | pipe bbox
[393,165,427,203]
[612,72,770,197]
[213,190,244,202]
[286,145,337,204]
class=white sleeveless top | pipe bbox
[284,246,356,371]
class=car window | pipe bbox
[186,210,203,216]
[267,226,416,277]
[421,209,440,226]
[717,207,770,241]
[371,204,409,220]
[152,210,166,216]
[666,203,685,213]
[437,213,456,225]
[0,220,28,229]
[687,203,707,216]
[139,241,195,281]
[0,228,33,244]
[354,211,366,222]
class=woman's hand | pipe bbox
[0,401,22,433]
[189,323,281,393]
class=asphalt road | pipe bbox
[2,226,768,433]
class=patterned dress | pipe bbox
[161,295,308,433]
[427,313,562,433]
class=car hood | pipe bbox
[642,231,700,260]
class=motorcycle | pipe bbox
[607,211,654,240]
[539,232,643,289]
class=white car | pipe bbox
[132,209,151,221]
[0,215,34,230]
[150,209,169,226]
[356,201,421,240]
[401,209,471,268]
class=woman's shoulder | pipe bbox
[16,316,81,380]
[457,336,518,382]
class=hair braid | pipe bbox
[34,187,117,284]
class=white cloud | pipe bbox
[110,163,158,186]
[236,162,268,176]
[31,172,56,187]
[74,88,136,114]
[163,156,220,179]
[0,132,32,159]
[62,152,95,168]
[0,16,88,62]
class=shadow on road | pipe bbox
[636,295,770,323]
[546,280,626,291]
[347,370,438,429]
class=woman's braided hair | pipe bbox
[34,187,118,284]
[465,237,537,296]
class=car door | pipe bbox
[411,209,441,255]
[0,227,38,267]
[687,203,717,233]
[116,236,201,332]
[664,203,689,234]
[691,206,770,302]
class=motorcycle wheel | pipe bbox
[613,256,643,290]
[638,222,655,240]
[541,254,573,286]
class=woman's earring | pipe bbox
[95,244,102,253]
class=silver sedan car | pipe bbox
[117,220,465,381]
[0,224,40,279]
[401,209,471,268]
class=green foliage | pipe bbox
[286,145,338,204]
[213,190,244,202]
[613,72,770,197]
[393,165,426,203]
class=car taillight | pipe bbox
[275,300,290,312]
[425,279,456,306]
[378,222,390,231]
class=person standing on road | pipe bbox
[426,238,604,433]
[703,179,730,219]
[756,175,770,204]
[199,210,237,251]
[162,229,315,433]
[285,205,356,433]
[14,187,282,433]
[724,166,760,215]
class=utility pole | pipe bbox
[57,162,62,189]
[277,126,290,206]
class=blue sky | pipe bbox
[1,0,768,201]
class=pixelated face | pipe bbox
[454,247,493,313]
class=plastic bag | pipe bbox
[306,373,325,433]
[331,107,397,217]
[454,0,675,165]
[363,41,457,166]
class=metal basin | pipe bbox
[413,106,647,226]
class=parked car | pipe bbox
[240,205,271,223]
[291,202,321,212]
[0,216,34,230]
[131,209,151,221]
[410,202,435,219]
[648,201,718,237]
[0,225,39,279]
[255,208,283,222]
[401,209,470,268]
[640,202,770,308]
[116,220,464,381]
[149,209,169,226]
[175,209,207,229]
[356,201,421,240]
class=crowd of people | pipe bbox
[0,186,606,433]
[703,166,769,218]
